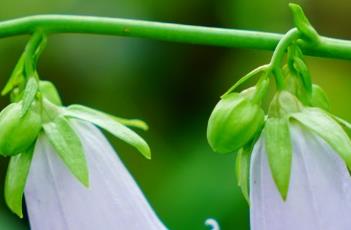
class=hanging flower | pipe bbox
[207,4,351,229]
[0,32,165,229]
[24,119,165,229]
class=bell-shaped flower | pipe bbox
[24,119,166,230]
[250,123,351,230]
[2,79,165,229]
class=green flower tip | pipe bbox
[207,90,264,154]
[0,102,41,156]
[288,3,319,43]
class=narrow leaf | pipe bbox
[332,115,351,130]
[21,77,38,116]
[264,117,292,200]
[2,54,25,96]
[111,116,148,131]
[43,116,89,186]
[235,146,251,203]
[65,105,151,159]
[5,146,34,218]
[291,108,351,169]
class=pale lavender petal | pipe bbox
[250,124,351,230]
[24,120,166,230]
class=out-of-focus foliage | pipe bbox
[0,0,350,229]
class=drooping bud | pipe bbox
[0,102,42,156]
[39,81,62,106]
[207,88,265,154]
[310,84,329,111]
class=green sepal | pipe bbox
[207,93,265,153]
[111,116,149,131]
[310,84,329,111]
[333,115,351,130]
[292,57,312,94]
[289,3,319,43]
[39,81,62,106]
[235,144,252,204]
[291,108,351,170]
[264,117,292,200]
[4,145,34,218]
[21,77,39,116]
[1,54,25,96]
[64,105,151,159]
[43,116,89,187]
[222,65,269,97]
[268,91,303,117]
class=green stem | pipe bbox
[0,15,350,60]
[269,28,301,89]
[24,31,45,78]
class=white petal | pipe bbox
[24,120,166,230]
[250,124,351,230]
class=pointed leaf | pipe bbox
[291,108,351,169]
[21,77,38,116]
[332,115,351,130]
[2,54,25,96]
[43,116,89,186]
[110,116,148,131]
[65,105,151,159]
[5,146,34,218]
[235,146,251,203]
[264,117,292,200]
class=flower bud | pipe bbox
[0,102,41,156]
[310,84,329,111]
[207,91,265,154]
[39,81,62,106]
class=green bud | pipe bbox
[282,66,310,105]
[207,91,265,154]
[0,102,42,156]
[39,81,62,106]
[269,91,304,117]
[310,84,329,111]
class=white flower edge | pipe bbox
[250,124,351,230]
[24,119,166,230]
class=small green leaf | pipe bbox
[2,54,25,96]
[110,116,148,131]
[5,146,34,218]
[291,108,351,169]
[264,117,292,200]
[65,105,151,159]
[21,77,39,116]
[293,57,312,94]
[289,3,319,43]
[333,115,351,130]
[221,65,269,97]
[43,116,89,186]
[235,146,251,204]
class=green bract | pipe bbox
[269,91,303,117]
[310,84,329,111]
[207,90,264,154]
[39,80,62,106]
[0,102,41,156]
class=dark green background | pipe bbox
[0,0,350,229]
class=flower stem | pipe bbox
[0,15,351,60]
[269,28,301,89]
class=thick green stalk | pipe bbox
[0,15,351,60]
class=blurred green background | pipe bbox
[0,0,351,229]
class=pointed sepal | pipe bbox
[64,105,151,159]
[43,116,89,186]
[4,146,34,218]
[264,117,292,200]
